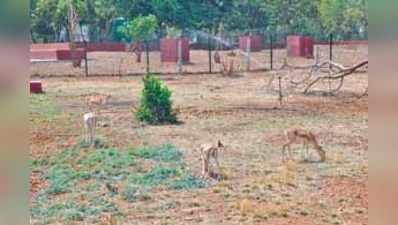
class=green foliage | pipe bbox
[78,137,109,149]
[131,166,178,187]
[31,141,206,224]
[167,174,208,190]
[136,74,177,125]
[45,164,77,194]
[31,0,368,42]
[31,193,121,224]
[319,0,368,38]
[121,184,140,203]
[131,144,182,162]
[166,25,182,38]
[118,14,158,43]
[29,94,61,122]
[79,148,136,179]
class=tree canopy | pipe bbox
[30,0,368,43]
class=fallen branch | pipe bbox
[304,60,368,94]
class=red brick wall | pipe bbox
[239,35,263,52]
[56,49,86,60]
[302,37,314,58]
[287,36,303,57]
[30,49,59,60]
[287,36,314,58]
[30,43,70,50]
[160,38,190,63]
[30,81,43,93]
[30,42,124,61]
[75,42,126,52]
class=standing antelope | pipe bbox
[83,112,97,146]
[282,128,326,162]
[198,140,225,178]
[85,94,111,112]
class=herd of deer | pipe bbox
[83,94,326,179]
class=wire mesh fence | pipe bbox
[30,27,368,77]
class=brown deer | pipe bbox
[282,128,326,162]
[85,94,111,112]
[198,140,225,178]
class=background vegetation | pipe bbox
[30,0,368,43]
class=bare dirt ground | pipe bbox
[30,45,368,225]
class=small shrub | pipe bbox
[135,74,177,124]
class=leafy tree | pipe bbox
[118,14,158,43]
[318,0,368,39]
[31,0,87,42]
[84,0,116,41]
[30,0,368,42]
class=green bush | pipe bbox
[136,74,177,124]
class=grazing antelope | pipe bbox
[198,140,225,178]
[282,128,326,162]
[85,94,111,112]
[83,112,97,146]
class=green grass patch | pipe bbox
[167,174,208,190]
[31,141,206,224]
[29,94,61,122]
[131,143,182,162]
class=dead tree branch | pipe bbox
[304,60,368,94]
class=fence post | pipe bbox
[270,33,273,71]
[278,75,283,107]
[84,47,88,76]
[328,34,333,94]
[177,38,183,74]
[208,36,212,73]
[329,34,333,62]
[246,37,251,71]
[145,41,150,74]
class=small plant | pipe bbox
[135,74,177,124]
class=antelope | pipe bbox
[282,128,326,162]
[198,140,225,178]
[83,112,97,146]
[85,94,111,112]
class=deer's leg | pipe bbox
[92,117,97,146]
[317,148,326,162]
[302,143,308,161]
[83,124,88,143]
[89,124,93,146]
[201,155,208,178]
[214,155,221,174]
[282,145,288,162]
